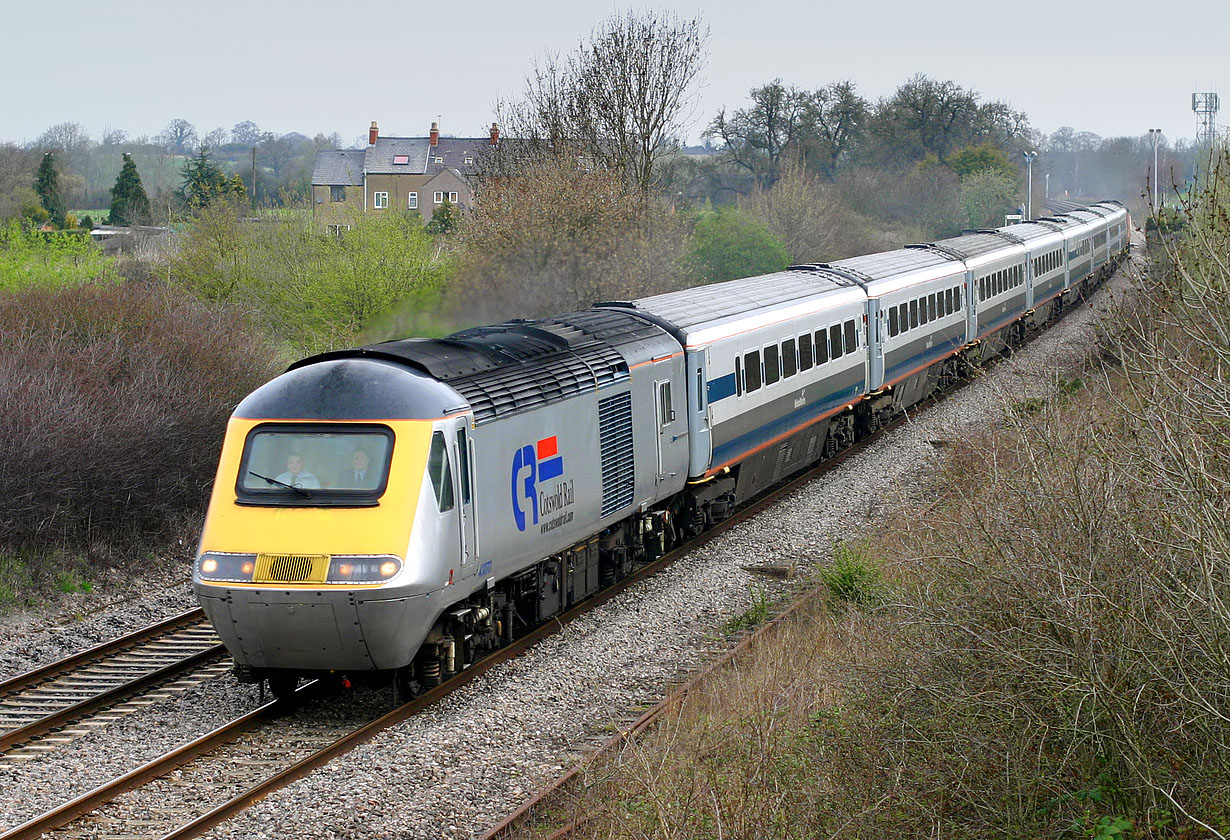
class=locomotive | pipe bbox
[193,201,1130,698]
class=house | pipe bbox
[311,121,502,233]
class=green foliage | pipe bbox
[0,220,117,290]
[109,153,151,226]
[179,146,245,211]
[819,542,884,607]
[689,207,790,284]
[169,206,449,353]
[723,587,772,634]
[34,152,66,227]
[425,199,460,235]
[959,168,1018,229]
[945,141,1017,179]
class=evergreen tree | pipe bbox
[178,146,237,210]
[109,153,151,226]
[425,199,460,235]
[34,152,66,227]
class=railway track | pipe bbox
[0,608,226,761]
[1,253,1126,840]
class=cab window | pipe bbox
[427,431,455,512]
[236,425,393,505]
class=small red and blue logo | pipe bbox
[511,436,564,532]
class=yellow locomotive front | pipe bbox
[193,356,471,691]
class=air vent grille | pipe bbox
[598,392,635,517]
[254,554,329,584]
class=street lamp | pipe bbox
[1023,150,1038,220]
[1045,172,1050,200]
[1148,129,1162,209]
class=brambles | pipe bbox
[0,281,278,565]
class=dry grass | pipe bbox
[516,158,1230,839]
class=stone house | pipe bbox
[311,121,502,234]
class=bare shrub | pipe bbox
[739,160,881,262]
[449,158,691,323]
[0,281,278,559]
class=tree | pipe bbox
[707,79,868,187]
[946,142,1017,179]
[960,169,1018,229]
[231,120,263,145]
[109,153,151,226]
[179,146,243,210]
[506,10,708,196]
[707,80,814,188]
[34,152,66,226]
[688,207,791,284]
[425,199,460,235]
[203,127,230,148]
[159,119,198,154]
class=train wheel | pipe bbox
[394,665,420,702]
[267,670,300,701]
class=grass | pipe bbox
[510,157,1230,840]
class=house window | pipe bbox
[464,156,474,165]
[326,224,350,237]
[434,156,444,164]
[434,191,444,204]
[373,191,389,209]
[392,154,410,165]
[330,186,346,202]
[408,192,418,210]
[448,191,458,203]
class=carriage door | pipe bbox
[654,378,674,483]
[451,418,478,567]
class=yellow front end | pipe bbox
[194,417,443,672]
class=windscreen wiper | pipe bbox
[248,470,312,498]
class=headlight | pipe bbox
[197,552,257,583]
[327,555,402,583]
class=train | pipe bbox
[193,201,1131,698]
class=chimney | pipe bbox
[429,121,439,147]
[368,121,378,145]
[490,122,500,146]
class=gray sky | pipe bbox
[2,0,1223,149]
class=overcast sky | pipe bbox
[2,0,1223,149]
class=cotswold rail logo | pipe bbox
[510,435,575,534]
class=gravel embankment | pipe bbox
[0,244,1144,839]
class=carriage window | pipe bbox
[763,344,780,386]
[919,296,929,325]
[427,431,455,512]
[798,333,813,370]
[888,305,900,337]
[830,324,843,360]
[928,294,937,321]
[956,286,962,309]
[659,381,673,426]
[944,288,953,315]
[782,338,797,378]
[844,319,857,351]
[815,330,829,364]
[744,350,762,392]
[909,299,919,328]
[735,356,743,397]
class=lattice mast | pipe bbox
[1192,92,1220,146]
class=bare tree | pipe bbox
[158,118,198,155]
[503,10,708,196]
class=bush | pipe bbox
[688,206,790,284]
[450,158,691,323]
[169,204,449,354]
[0,281,278,557]
[0,220,118,290]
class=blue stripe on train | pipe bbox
[709,381,865,468]
[707,373,737,403]
[883,334,964,386]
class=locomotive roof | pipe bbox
[290,309,675,424]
